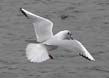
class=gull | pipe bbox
[20,8,95,63]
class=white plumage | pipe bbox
[20,8,95,63]
[26,43,49,63]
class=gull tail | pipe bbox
[26,43,50,63]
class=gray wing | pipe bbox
[20,8,53,42]
[44,39,95,61]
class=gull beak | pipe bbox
[69,33,74,40]
[70,35,74,40]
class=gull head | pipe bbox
[55,30,73,40]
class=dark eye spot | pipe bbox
[67,32,70,35]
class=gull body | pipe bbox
[20,8,95,63]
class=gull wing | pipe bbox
[44,39,95,61]
[20,8,53,42]
[26,43,50,63]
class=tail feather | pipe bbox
[26,43,50,63]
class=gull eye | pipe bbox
[67,32,70,35]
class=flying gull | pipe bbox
[20,8,95,63]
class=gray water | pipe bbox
[0,0,109,78]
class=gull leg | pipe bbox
[49,54,54,59]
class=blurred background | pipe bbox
[0,0,109,78]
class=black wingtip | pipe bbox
[79,53,92,61]
[20,8,29,19]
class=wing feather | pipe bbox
[20,8,53,42]
[44,39,95,61]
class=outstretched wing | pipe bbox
[20,8,53,42]
[44,39,95,61]
[26,43,50,63]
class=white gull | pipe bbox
[20,8,95,63]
